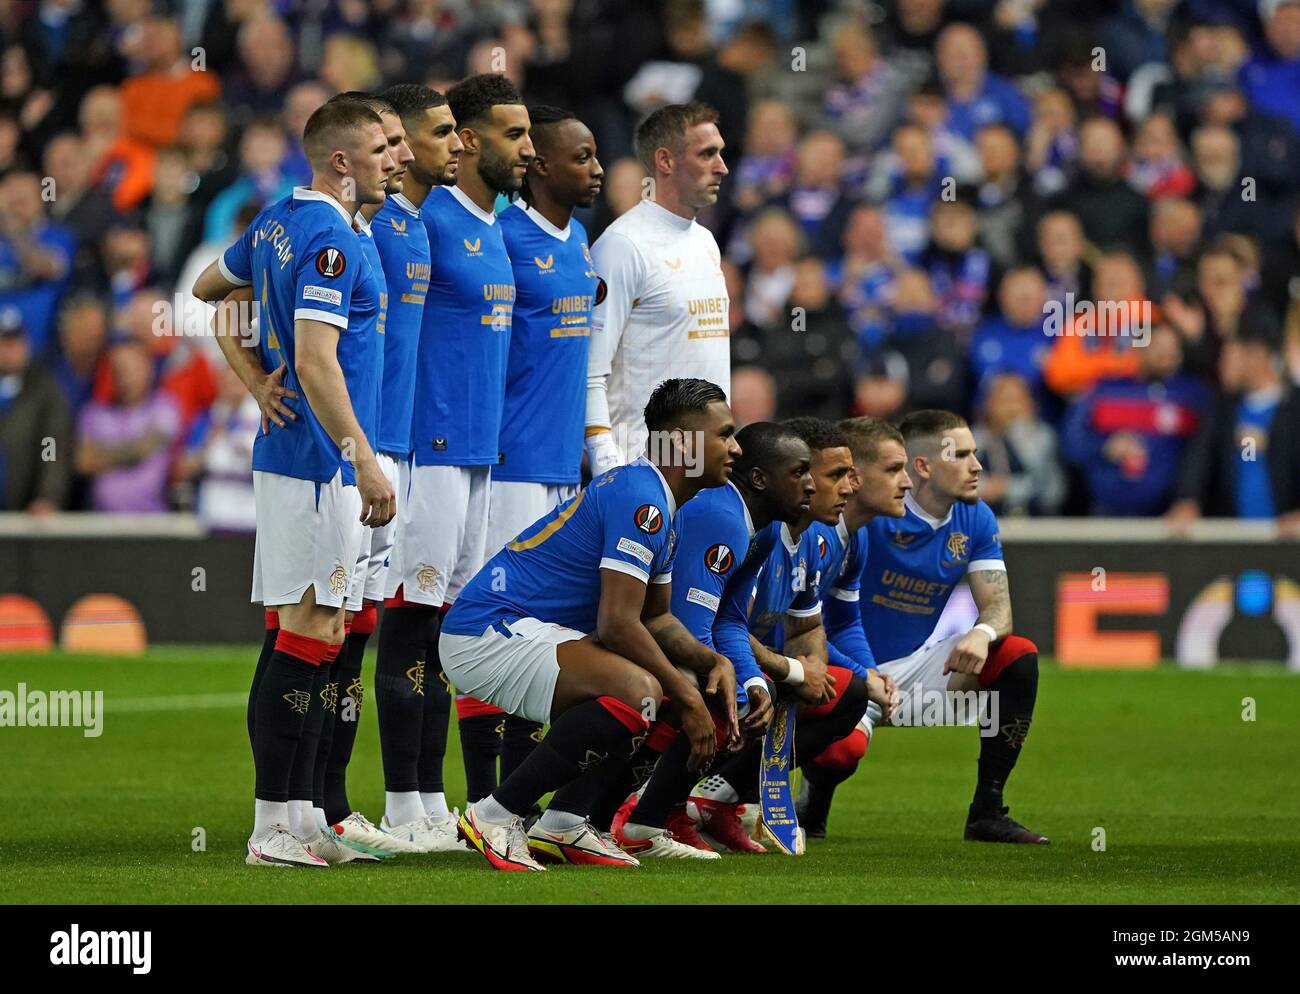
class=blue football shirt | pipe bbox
[495,202,601,485]
[220,187,384,485]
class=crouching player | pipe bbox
[810,409,1047,844]
[440,379,740,871]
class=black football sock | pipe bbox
[971,651,1039,820]
[289,660,334,812]
[312,647,343,812]
[800,761,855,830]
[253,645,319,803]
[494,697,645,817]
[247,616,279,752]
[626,730,697,828]
[714,740,763,805]
[457,712,503,803]
[419,609,452,794]
[501,715,543,781]
[323,625,370,824]
[375,604,436,792]
[794,675,870,768]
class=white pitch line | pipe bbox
[109,692,248,712]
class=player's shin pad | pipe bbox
[758,698,804,855]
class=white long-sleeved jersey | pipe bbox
[586,198,730,461]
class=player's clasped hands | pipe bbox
[739,683,774,739]
[794,655,836,705]
[681,696,718,773]
[704,651,741,749]
[356,456,396,528]
[867,670,900,723]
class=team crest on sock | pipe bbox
[344,677,363,707]
[1000,717,1032,749]
[321,682,338,714]
[283,690,311,715]
[579,748,608,772]
[406,660,424,695]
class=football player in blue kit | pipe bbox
[442,379,741,871]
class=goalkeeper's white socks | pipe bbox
[288,800,316,839]
[312,806,329,832]
[694,774,738,803]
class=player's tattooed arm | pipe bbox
[968,568,1013,639]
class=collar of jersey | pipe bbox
[447,184,497,224]
[633,455,677,518]
[514,200,572,241]
[389,192,421,217]
[639,197,695,232]
[725,479,755,536]
[904,492,953,530]
[778,522,800,555]
[835,514,851,545]
[293,186,353,225]
[352,211,374,236]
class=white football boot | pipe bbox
[332,811,419,857]
[618,826,722,860]
[527,820,640,867]
[246,826,328,868]
[302,830,375,865]
[381,810,470,853]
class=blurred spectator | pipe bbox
[221,16,299,122]
[1261,199,1300,318]
[934,22,1030,142]
[1098,0,1177,83]
[761,130,855,261]
[741,209,802,330]
[855,267,969,418]
[279,82,331,185]
[0,308,72,513]
[1023,87,1079,197]
[320,34,383,96]
[1190,123,1275,243]
[693,20,778,168]
[730,364,778,426]
[974,123,1030,269]
[1034,209,1092,304]
[80,84,155,214]
[1043,250,1149,399]
[176,201,263,366]
[822,22,910,179]
[1050,116,1149,254]
[1055,33,1124,120]
[831,204,900,353]
[177,102,240,218]
[973,371,1065,516]
[0,171,76,358]
[1162,240,1282,380]
[971,266,1053,407]
[906,78,982,185]
[874,122,944,263]
[119,12,222,151]
[1126,112,1196,198]
[1239,0,1300,133]
[731,99,798,214]
[74,338,181,513]
[586,157,645,241]
[145,146,201,291]
[99,221,153,310]
[202,116,293,244]
[920,194,992,340]
[1169,324,1300,534]
[49,295,108,414]
[1061,323,1208,515]
[174,363,259,532]
[1147,197,1202,298]
[1200,82,1300,201]
[43,132,120,287]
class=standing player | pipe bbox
[795,416,910,838]
[455,105,605,806]
[584,102,731,474]
[375,74,532,848]
[442,379,739,872]
[192,100,395,867]
[840,410,1048,844]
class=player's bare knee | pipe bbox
[621,671,660,711]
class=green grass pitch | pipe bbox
[3,649,1298,904]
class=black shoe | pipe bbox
[964,806,1049,844]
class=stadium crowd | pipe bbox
[0,0,1298,529]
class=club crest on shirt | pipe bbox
[415,563,442,594]
[316,247,346,278]
[582,242,599,279]
[705,543,734,574]
[634,503,663,535]
[945,532,970,562]
[328,561,349,595]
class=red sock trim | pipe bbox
[979,634,1038,688]
[646,721,679,753]
[323,641,343,663]
[597,695,649,734]
[455,696,505,719]
[343,620,353,637]
[351,603,378,635]
[274,629,335,666]
[814,727,868,770]
[800,665,855,719]
[264,610,279,630]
